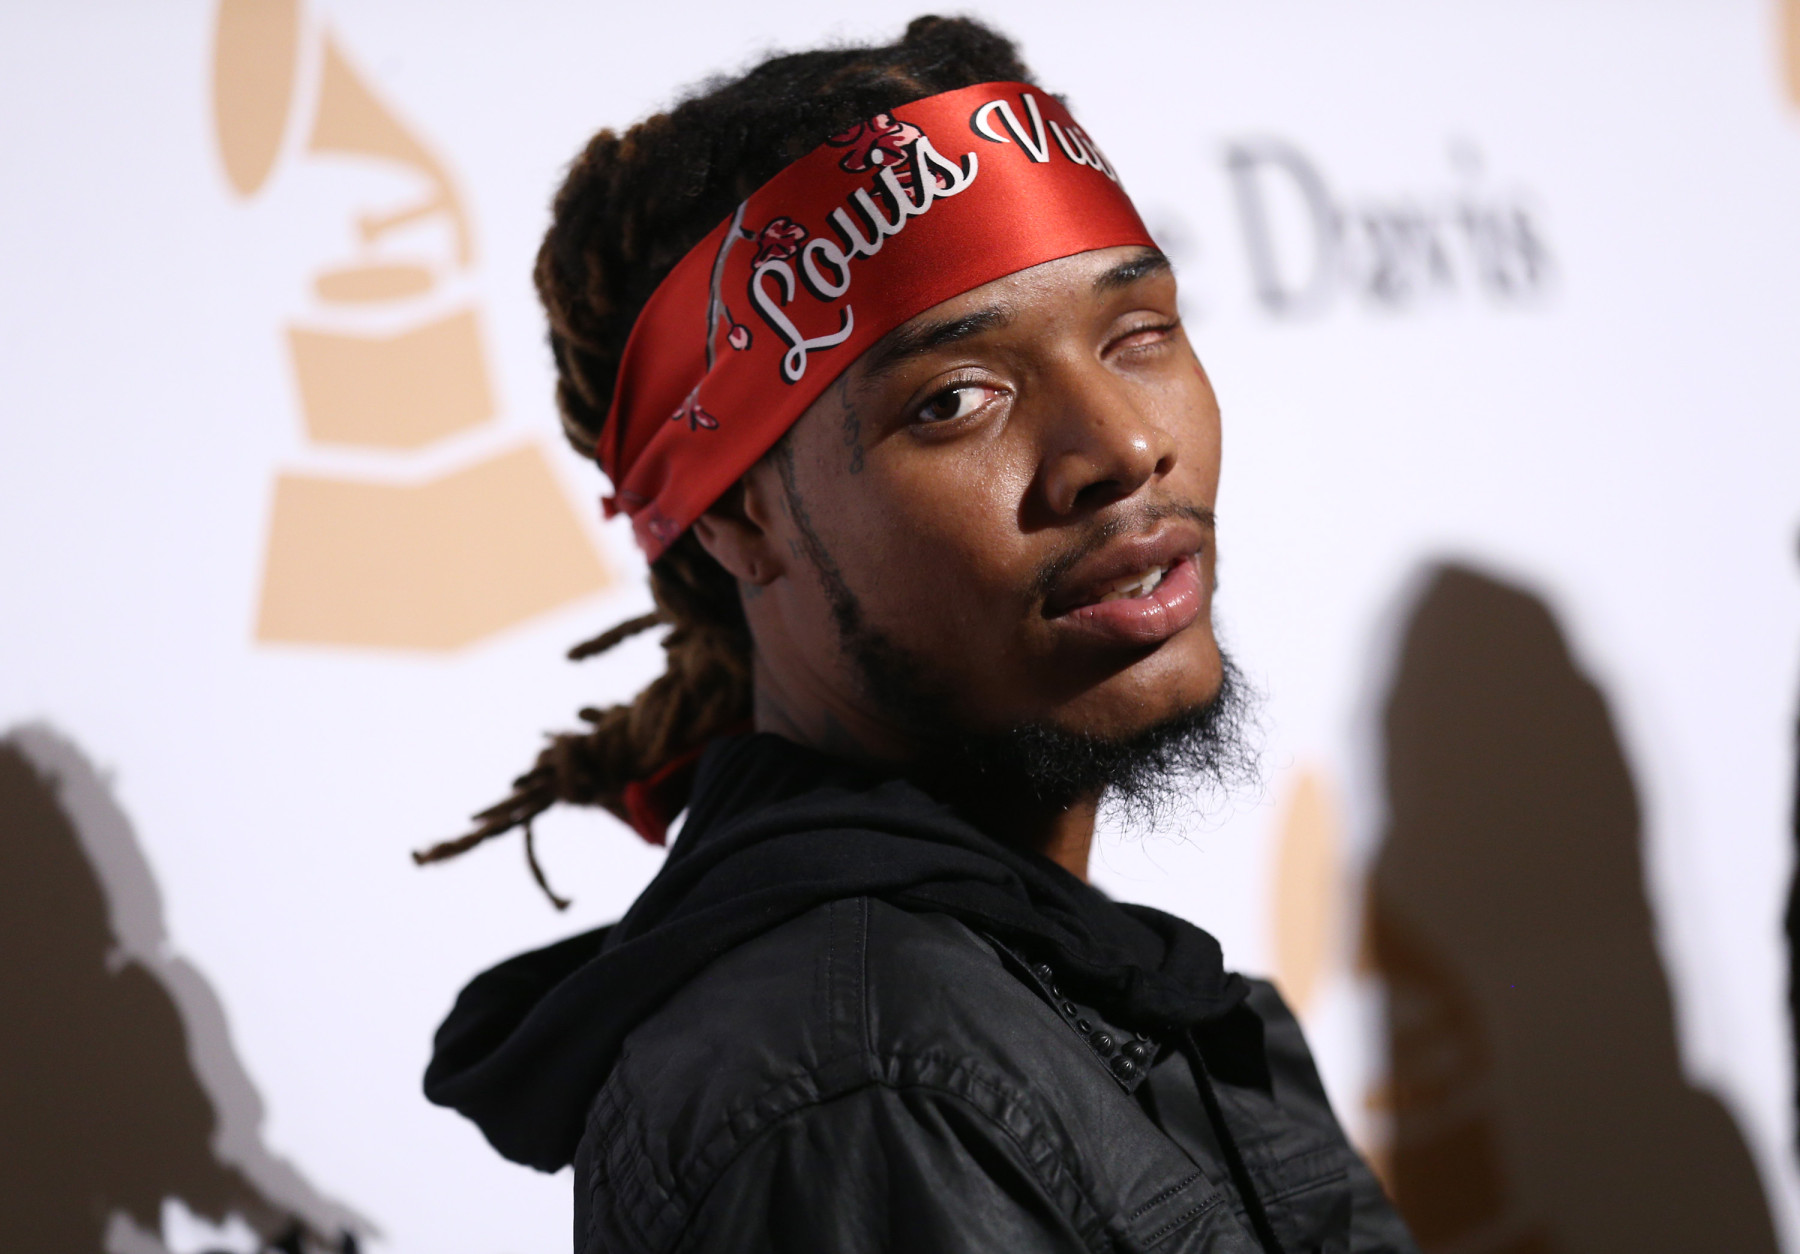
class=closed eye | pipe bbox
[1110,319,1181,358]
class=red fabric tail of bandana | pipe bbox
[598,81,1156,558]
[621,748,698,847]
[620,718,754,845]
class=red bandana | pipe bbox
[598,81,1156,558]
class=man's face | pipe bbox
[738,244,1224,752]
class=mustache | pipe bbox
[1026,501,1216,603]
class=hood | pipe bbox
[423,733,1245,1171]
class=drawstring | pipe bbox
[1183,1029,1284,1254]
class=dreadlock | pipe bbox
[413,16,1037,903]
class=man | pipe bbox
[419,17,1418,1253]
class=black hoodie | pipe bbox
[425,732,1250,1173]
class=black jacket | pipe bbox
[428,736,1418,1254]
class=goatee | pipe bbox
[841,604,1259,822]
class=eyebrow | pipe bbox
[1093,248,1173,293]
[856,248,1174,382]
[859,305,1014,380]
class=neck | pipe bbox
[1042,804,1097,880]
[946,785,1097,881]
[752,656,1097,881]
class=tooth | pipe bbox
[1094,565,1167,603]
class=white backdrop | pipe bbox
[3,2,1798,1251]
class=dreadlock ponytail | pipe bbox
[415,16,1036,904]
[409,533,749,890]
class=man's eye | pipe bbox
[1114,320,1179,354]
[916,384,995,425]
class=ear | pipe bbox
[690,466,787,587]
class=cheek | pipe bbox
[835,443,1037,633]
[1167,362,1223,492]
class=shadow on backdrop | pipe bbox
[1369,565,1777,1254]
[1786,532,1800,1167]
[0,724,367,1254]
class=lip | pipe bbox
[1044,519,1207,614]
[1052,554,1204,646]
[1043,520,1209,648]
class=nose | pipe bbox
[1036,361,1177,517]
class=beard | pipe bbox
[841,607,1258,821]
[938,656,1256,820]
[804,544,1256,821]
[770,441,1258,823]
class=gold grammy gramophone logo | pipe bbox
[211,0,609,650]
[1787,0,1800,108]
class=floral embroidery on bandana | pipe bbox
[642,507,683,550]
[751,217,807,264]
[670,383,719,432]
[826,112,925,177]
